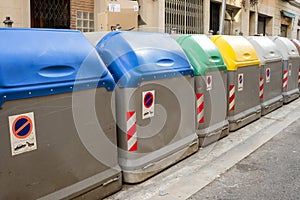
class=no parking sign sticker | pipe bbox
[206,75,212,91]
[9,112,37,156]
[238,73,244,92]
[289,63,292,76]
[266,68,271,83]
[142,90,155,119]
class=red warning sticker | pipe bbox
[142,90,155,119]
[9,112,37,156]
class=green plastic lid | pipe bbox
[177,34,227,76]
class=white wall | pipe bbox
[138,0,165,32]
[0,0,30,28]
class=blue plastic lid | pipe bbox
[0,28,115,106]
[95,31,194,88]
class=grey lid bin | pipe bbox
[0,28,121,200]
[290,39,300,90]
[247,36,284,115]
[93,31,199,183]
[270,36,300,103]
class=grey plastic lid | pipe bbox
[84,32,110,46]
[270,36,299,60]
[247,36,282,65]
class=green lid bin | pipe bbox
[177,34,229,147]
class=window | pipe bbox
[258,16,266,35]
[165,0,203,34]
[281,25,288,37]
[76,11,94,32]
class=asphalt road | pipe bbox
[188,118,300,200]
[106,98,300,200]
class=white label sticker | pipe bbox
[9,112,37,156]
[289,63,292,76]
[133,5,139,12]
[266,68,271,83]
[109,4,121,12]
[142,90,155,119]
[206,75,212,91]
[238,73,244,92]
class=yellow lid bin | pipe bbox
[211,35,261,70]
[211,35,261,131]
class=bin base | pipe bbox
[197,122,229,147]
[283,89,299,104]
[73,173,122,200]
[41,168,122,200]
[198,127,229,147]
[261,97,283,116]
[229,107,261,131]
[122,138,199,184]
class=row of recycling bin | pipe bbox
[1,28,300,199]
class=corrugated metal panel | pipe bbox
[165,0,203,34]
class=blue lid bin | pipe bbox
[0,28,121,199]
[94,31,198,183]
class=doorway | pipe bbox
[210,1,220,35]
[281,24,288,37]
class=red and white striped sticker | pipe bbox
[126,111,137,152]
[283,70,288,89]
[259,77,264,99]
[196,93,204,123]
[229,85,235,111]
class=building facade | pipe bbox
[1,0,300,38]
[0,0,95,32]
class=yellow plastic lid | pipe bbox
[211,35,261,71]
